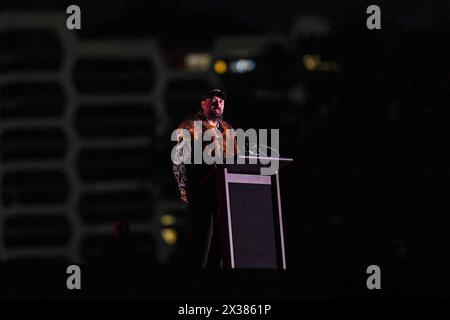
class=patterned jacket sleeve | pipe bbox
[172,162,187,200]
[171,122,193,202]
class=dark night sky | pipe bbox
[1,0,448,33]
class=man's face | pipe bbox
[201,95,225,119]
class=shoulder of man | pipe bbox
[175,113,204,140]
[177,113,204,129]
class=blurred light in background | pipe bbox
[291,15,331,37]
[229,59,256,73]
[161,228,178,245]
[160,214,176,226]
[323,61,339,72]
[185,53,211,72]
[213,59,228,74]
[303,54,321,71]
[303,55,339,72]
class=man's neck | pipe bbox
[199,111,219,127]
[207,119,218,127]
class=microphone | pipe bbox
[248,143,279,157]
[260,144,280,157]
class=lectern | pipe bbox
[215,156,293,270]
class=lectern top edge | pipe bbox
[238,156,294,162]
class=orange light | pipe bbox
[161,228,178,245]
[160,214,176,226]
[214,60,227,74]
[303,54,321,71]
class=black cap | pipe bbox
[202,88,227,101]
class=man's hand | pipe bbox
[180,189,188,204]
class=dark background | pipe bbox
[0,0,448,299]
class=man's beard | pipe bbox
[209,108,223,120]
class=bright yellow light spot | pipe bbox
[161,228,178,245]
[214,60,227,74]
[303,55,321,71]
[160,214,176,226]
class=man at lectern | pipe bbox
[171,88,238,272]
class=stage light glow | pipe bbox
[214,60,227,74]
[303,54,321,71]
[161,228,178,245]
[229,59,256,73]
[185,53,211,71]
[160,214,176,226]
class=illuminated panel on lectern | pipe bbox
[228,182,277,268]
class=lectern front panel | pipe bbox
[228,182,278,268]
[218,162,290,270]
